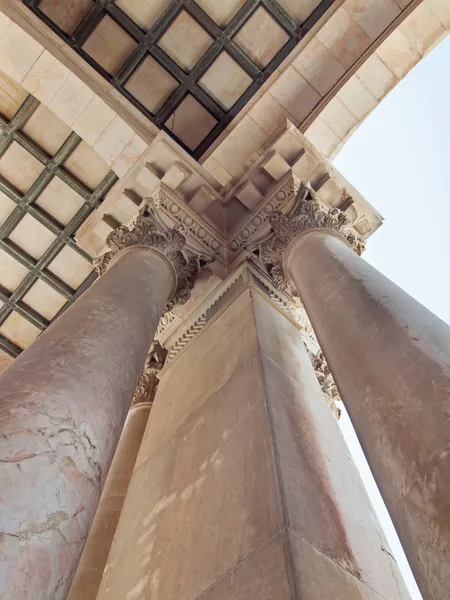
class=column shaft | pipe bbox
[0,247,174,599]
[96,284,409,600]
[285,230,450,600]
[67,403,152,600]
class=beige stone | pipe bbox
[400,2,446,55]
[0,72,28,121]
[337,76,377,120]
[115,0,171,31]
[426,0,450,29]
[36,177,84,225]
[344,0,401,41]
[0,11,11,40]
[235,180,263,210]
[22,104,72,157]
[65,141,111,190]
[375,29,421,79]
[22,50,70,104]
[72,96,116,147]
[112,134,147,178]
[9,214,56,260]
[93,115,135,166]
[195,0,246,27]
[0,249,28,292]
[48,245,93,289]
[125,56,179,114]
[275,0,322,24]
[316,8,371,70]
[199,52,252,110]
[83,15,137,75]
[0,189,15,225]
[270,66,321,124]
[96,284,409,600]
[0,311,41,348]
[165,95,217,152]
[291,150,319,180]
[261,150,291,181]
[39,0,93,35]
[211,115,267,176]
[0,349,13,375]
[294,37,346,96]
[158,11,212,72]
[22,279,67,320]
[0,23,43,83]
[67,402,152,600]
[48,73,94,127]
[233,7,289,68]
[202,156,232,187]
[305,117,341,157]
[161,162,191,190]
[320,96,358,139]
[0,142,45,194]
[248,92,297,136]
[355,53,398,100]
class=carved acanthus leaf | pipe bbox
[256,182,365,297]
[307,349,341,420]
[94,202,211,313]
[132,341,168,406]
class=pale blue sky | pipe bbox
[333,33,450,600]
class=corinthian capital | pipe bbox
[94,202,210,313]
[307,350,341,420]
[132,341,167,406]
[257,182,365,297]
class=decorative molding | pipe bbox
[132,341,168,406]
[156,311,177,338]
[162,260,315,371]
[94,201,211,313]
[248,265,316,339]
[166,273,248,365]
[256,182,365,297]
[307,350,341,420]
[227,174,301,261]
[152,185,227,265]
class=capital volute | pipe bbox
[94,202,211,314]
[256,182,365,297]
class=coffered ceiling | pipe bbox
[22,0,334,158]
[0,71,116,364]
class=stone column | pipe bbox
[67,342,167,600]
[260,184,450,600]
[96,268,409,600]
[0,207,203,599]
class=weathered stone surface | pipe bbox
[285,229,450,600]
[97,283,409,600]
[0,247,174,599]
[67,403,152,600]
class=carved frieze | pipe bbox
[94,202,211,313]
[162,261,316,370]
[256,182,365,297]
[132,341,168,406]
[152,185,227,265]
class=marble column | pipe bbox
[260,184,450,600]
[67,342,167,600]
[96,272,409,600]
[0,207,202,599]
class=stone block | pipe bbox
[260,150,291,181]
[161,161,192,190]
